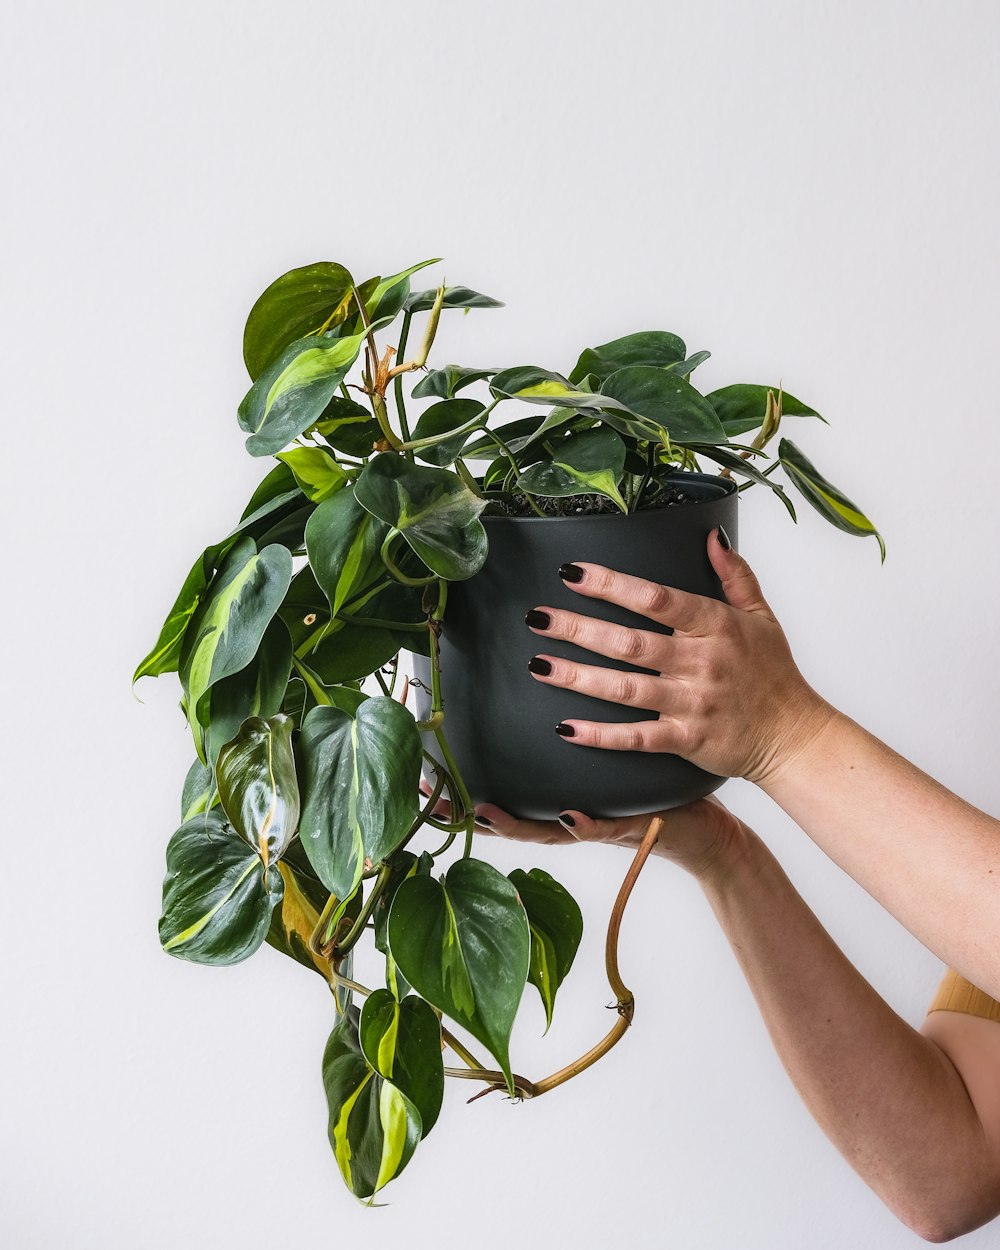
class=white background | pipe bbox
[3,1,999,1246]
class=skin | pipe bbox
[425,531,1000,1241]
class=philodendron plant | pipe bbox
[135,256,882,1202]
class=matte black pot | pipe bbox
[410,473,738,820]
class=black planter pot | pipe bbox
[410,473,738,820]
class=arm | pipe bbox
[522,536,1000,998]
[759,708,1000,1002]
[701,822,1000,1243]
[459,792,1000,1243]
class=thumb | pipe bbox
[708,527,774,618]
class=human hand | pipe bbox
[523,528,835,786]
[420,782,754,884]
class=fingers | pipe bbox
[548,716,689,754]
[418,780,576,846]
[556,561,724,636]
[525,605,673,669]
[528,651,689,713]
[707,528,774,619]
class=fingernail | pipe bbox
[528,656,552,676]
[525,609,551,630]
[476,813,493,828]
[555,722,575,737]
[717,526,732,552]
[558,562,584,583]
[558,811,576,828]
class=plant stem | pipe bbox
[380,530,438,586]
[393,311,413,446]
[292,655,333,706]
[333,861,394,960]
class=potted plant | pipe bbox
[134,256,882,1202]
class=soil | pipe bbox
[482,481,697,518]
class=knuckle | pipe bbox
[638,581,672,617]
[611,672,640,705]
[617,627,648,662]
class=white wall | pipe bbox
[3,1,998,1246]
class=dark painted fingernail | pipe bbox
[558,811,576,828]
[555,722,575,737]
[525,609,551,630]
[717,526,732,552]
[558,562,584,583]
[528,656,552,676]
[476,814,493,827]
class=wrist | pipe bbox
[750,688,841,791]
[654,809,759,888]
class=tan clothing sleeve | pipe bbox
[928,968,1000,1023]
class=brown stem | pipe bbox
[466,814,665,1101]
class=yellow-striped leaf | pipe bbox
[158,810,283,965]
[360,989,444,1134]
[215,714,299,868]
[508,868,583,1032]
[276,446,349,503]
[243,261,356,381]
[516,428,628,512]
[778,438,885,561]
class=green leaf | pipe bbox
[517,428,628,511]
[178,538,293,761]
[298,698,422,898]
[305,489,389,618]
[354,454,488,581]
[412,365,497,400]
[404,285,504,313]
[569,331,687,385]
[490,366,613,410]
[360,990,445,1135]
[215,714,299,867]
[778,439,885,560]
[204,616,293,767]
[322,1006,422,1199]
[312,395,381,457]
[181,757,216,822]
[461,413,548,458]
[685,444,797,521]
[158,809,283,965]
[665,350,712,378]
[243,262,357,381]
[411,398,485,466]
[366,259,441,321]
[238,325,384,458]
[601,366,729,444]
[508,868,583,1031]
[387,858,530,1095]
[133,548,214,685]
[275,447,349,503]
[707,384,824,437]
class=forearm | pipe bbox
[700,829,997,1239]
[761,705,1000,999]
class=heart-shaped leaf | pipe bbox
[601,366,729,444]
[243,262,356,381]
[707,384,824,437]
[360,989,445,1135]
[297,698,422,899]
[312,395,382,457]
[411,398,485,466]
[238,324,387,458]
[387,858,530,1095]
[490,366,619,411]
[365,258,441,322]
[179,539,293,761]
[353,454,488,581]
[159,809,284,965]
[412,365,497,401]
[778,439,885,560]
[322,1006,422,1199]
[569,331,687,384]
[508,868,583,1031]
[267,846,333,978]
[516,428,628,511]
[215,714,299,867]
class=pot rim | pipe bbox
[479,470,738,523]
